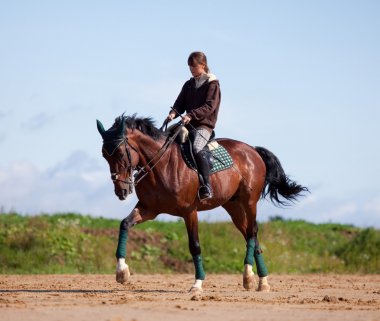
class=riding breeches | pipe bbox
[190,127,211,154]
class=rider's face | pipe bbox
[189,62,206,78]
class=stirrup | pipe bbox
[198,185,213,200]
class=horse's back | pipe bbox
[215,138,266,188]
[216,138,264,164]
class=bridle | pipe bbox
[103,136,138,195]
[103,121,184,194]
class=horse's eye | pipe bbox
[111,173,119,181]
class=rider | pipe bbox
[166,51,221,200]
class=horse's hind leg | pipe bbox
[223,201,256,290]
[222,201,247,239]
[245,203,270,292]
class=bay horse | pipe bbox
[96,115,307,294]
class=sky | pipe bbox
[0,1,379,227]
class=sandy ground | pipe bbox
[0,274,379,321]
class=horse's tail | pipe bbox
[254,146,309,207]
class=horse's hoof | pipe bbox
[189,286,203,295]
[243,274,256,290]
[257,280,270,292]
[116,267,130,284]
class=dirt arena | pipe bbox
[1,274,379,321]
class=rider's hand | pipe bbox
[167,112,176,122]
[182,114,191,125]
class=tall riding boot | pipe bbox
[195,150,213,200]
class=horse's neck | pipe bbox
[134,134,180,188]
[135,134,170,168]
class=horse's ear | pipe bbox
[116,118,126,137]
[96,119,106,138]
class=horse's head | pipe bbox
[97,117,138,200]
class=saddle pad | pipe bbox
[180,141,234,174]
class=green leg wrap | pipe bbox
[254,245,268,277]
[116,229,128,258]
[193,255,206,280]
[244,238,255,266]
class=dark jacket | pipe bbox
[172,75,221,131]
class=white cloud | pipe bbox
[0,151,136,219]
[321,202,358,221]
[256,192,380,228]
[364,197,380,212]
[0,152,379,228]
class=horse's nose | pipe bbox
[115,189,128,200]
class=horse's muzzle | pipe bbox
[115,189,128,200]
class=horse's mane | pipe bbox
[113,114,167,141]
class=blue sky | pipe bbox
[0,1,379,227]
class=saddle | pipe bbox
[167,124,233,175]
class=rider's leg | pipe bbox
[191,128,213,200]
[195,150,213,199]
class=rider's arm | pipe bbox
[171,82,188,117]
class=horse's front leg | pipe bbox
[184,210,205,294]
[115,203,157,284]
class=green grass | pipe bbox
[0,212,379,274]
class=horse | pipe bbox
[96,114,308,294]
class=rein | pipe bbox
[134,121,184,185]
[104,121,184,192]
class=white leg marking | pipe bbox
[243,264,256,290]
[190,279,203,294]
[116,258,130,284]
[193,279,203,289]
[259,276,268,286]
[117,258,128,272]
[244,264,254,276]
[258,276,270,292]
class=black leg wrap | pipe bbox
[120,218,129,231]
